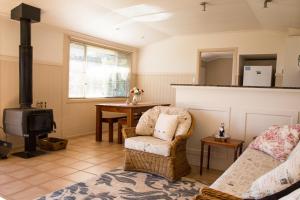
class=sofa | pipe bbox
[196,126,300,200]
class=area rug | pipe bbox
[37,168,206,200]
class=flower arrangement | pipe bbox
[130,87,144,96]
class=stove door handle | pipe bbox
[53,121,57,132]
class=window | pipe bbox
[68,41,131,98]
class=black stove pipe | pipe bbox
[11,3,41,108]
[19,19,33,108]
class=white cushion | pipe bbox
[124,136,171,157]
[243,141,300,199]
[153,113,178,141]
[135,106,192,137]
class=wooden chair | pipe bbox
[117,113,142,144]
[102,112,126,143]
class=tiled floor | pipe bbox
[0,133,223,200]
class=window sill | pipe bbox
[66,97,127,104]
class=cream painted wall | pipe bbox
[204,58,233,85]
[283,36,300,87]
[137,30,300,105]
[0,16,138,147]
[138,30,287,75]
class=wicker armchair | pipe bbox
[122,107,193,182]
[195,187,242,200]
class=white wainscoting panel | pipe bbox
[174,86,300,171]
[137,73,193,105]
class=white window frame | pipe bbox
[66,36,134,102]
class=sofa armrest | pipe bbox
[122,127,136,139]
[195,187,242,200]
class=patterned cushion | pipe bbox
[243,141,300,199]
[124,136,171,156]
[249,125,300,161]
[136,107,160,136]
[211,148,281,198]
[135,106,191,137]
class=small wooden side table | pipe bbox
[200,136,244,175]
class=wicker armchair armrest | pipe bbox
[196,187,242,200]
[171,134,188,147]
[122,127,136,139]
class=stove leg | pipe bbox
[25,133,36,152]
[12,134,46,159]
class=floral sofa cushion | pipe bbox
[210,148,281,198]
[124,136,171,156]
[136,106,192,137]
[244,141,300,199]
[249,125,300,161]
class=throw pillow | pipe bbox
[249,125,300,161]
[243,141,300,199]
[136,107,160,136]
[153,113,178,141]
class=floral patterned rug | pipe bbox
[36,168,206,200]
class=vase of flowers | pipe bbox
[130,87,144,105]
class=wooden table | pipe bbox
[200,136,244,175]
[95,102,170,142]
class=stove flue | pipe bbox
[2,4,55,159]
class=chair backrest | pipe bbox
[135,106,192,137]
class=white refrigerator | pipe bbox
[243,66,273,87]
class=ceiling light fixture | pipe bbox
[264,0,272,8]
[200,2,208,11]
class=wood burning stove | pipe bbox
[2,4,55,158]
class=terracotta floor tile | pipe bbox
[40,178,75,192]
[0,175,16,185]
[83,164,111,175]
[24,173,56,185]
[0,164,24,174]
[47,166,78,177]
[63,171,97,182]
[38,154,65,162]
[9,186,49,200]
[16,158,44,167]
[68,161,94,170]
[0,180,31,196]
[82,156,112,164]
[0,133,219,199]
[55,157,79,166]
[8,168,39,179]
[34,162,58,172]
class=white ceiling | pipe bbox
[0,0,299,47]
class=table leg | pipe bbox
[207,145,211,170]
[96,107,102,142]
[234,147,238,161]
[126,109,135,127]
[108,119,113,143]
[118,121,123,144]
[200,141,204,175]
